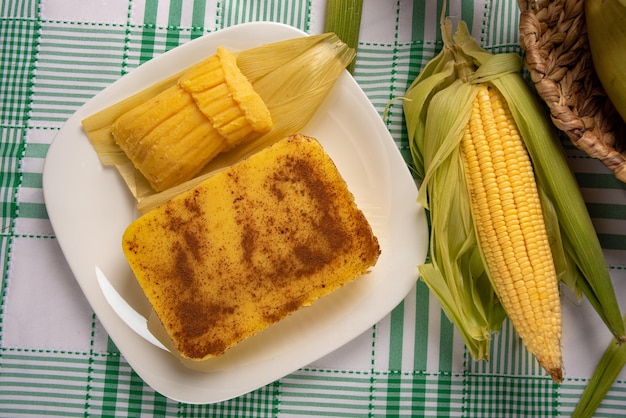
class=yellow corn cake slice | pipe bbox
[122,134,381,360]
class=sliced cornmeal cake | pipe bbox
[122,134,381,361]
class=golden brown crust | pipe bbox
[122,134,380,360]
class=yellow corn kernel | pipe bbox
[460,85,562,382]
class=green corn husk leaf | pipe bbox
[453,23,625,341]
[324,0,362,74]
[538,185,583,297]
[82,33,355,213]
[410,75,507,360]
[404,19,457,180]
[573,315,626,418]
[404,59,456,181]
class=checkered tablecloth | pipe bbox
[2,0,625,416]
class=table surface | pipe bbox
[1,0,625,416]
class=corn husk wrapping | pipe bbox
[403,14,625,371]
[81,33,355,213]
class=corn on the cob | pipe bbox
[403,10,624,382]
[461,85,562,381]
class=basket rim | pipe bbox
[517,0,626,182]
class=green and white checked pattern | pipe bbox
[30,23,127,126]
[1,0,625,416]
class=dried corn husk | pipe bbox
[82,33,355,211]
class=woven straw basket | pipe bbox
[517,0,626,183]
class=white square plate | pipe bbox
[42,22,428,404]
